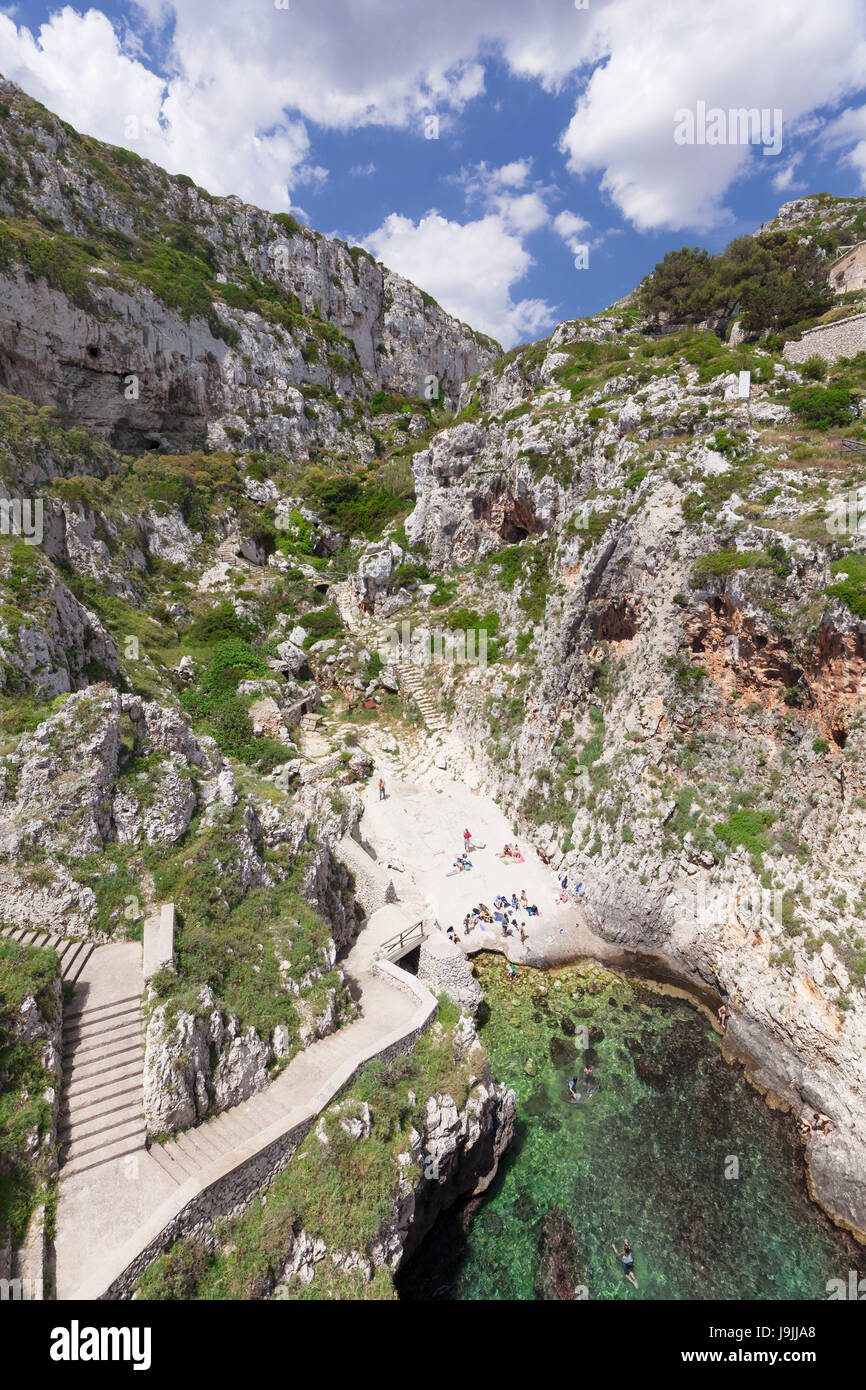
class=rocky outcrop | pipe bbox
[417,932,484,1017]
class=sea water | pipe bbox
[398,958,859,1300]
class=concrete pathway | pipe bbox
[53,906,423,1300]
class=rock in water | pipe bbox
[534,1207,585,1301]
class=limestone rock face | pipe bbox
[0,82,497,456]
[0,550,121,697]
[143,1003,214,1134]
[0,685,123,857]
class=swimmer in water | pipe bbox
[612,1238,638,1290]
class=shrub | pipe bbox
[789,385,856,430]
[826,554,866,619]
[801,354,828,381]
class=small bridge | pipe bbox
[376,919,426,963]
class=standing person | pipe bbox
[612,1239,638,1289]
[378,776,386,801]
[464,828,472,851]
[519,923,527,946]
[718,1004,730,1031]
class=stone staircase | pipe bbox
[59,989,146,1179]
[398,663,447,731]
[0,925,93,983]
[147,1089,301,1187]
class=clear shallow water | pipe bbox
[399,958,858,1301]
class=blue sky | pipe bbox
[3,1,866,346]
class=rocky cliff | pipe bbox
[0,78,497,456]
[382,298,866,1237]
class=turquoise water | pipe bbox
[399,959,860,1300]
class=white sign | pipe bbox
[738,370,751,398]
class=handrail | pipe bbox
[376,920,426,961]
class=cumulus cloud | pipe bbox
[557,0,866,230]
[0,0,865,276]
[363,209,556,348]
[553,210,590,253]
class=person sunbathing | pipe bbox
[520,891,529,909]
[480,904,492,922]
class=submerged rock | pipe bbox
[534,1207,586,1301]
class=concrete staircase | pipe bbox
[0,925,93,983]
[398,663,447,731]
[59,990,146,1179]
[147,1090,300,1187]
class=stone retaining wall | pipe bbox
[783,312,866,365]
[334,834,397,916]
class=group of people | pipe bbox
[452,853,473,872]
[500,843,523,860]
[460,887,541,942]
[797,1112,833,1138]
[568,1065,595,1099]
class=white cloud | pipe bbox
[557,0,866,230]
[553,210,590,253]
[0,0,865,248]
[349,161,377,176]
[363,209,556,348]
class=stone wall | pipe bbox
[830,242,866,294]
[417,933,484,1016]
[783,312,866,365]
[333,834,397,916]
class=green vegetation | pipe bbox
[0,939,59,1249]
[148,828,347,1039]
[690,549,775,586]
[179,639,286,771]
[299,464,414,540]
[477,541,551,624]
[640,231,832,336]
[789,385,857,430]
[826,553,866,619]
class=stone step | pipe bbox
[59,1080,143,1127]
[211,1108,261,1143]
[60,1098,143,1146]
[64,1057,143,1102]
[63,1045,143,1089]
[64,994,142,1028]
[146,1141,188,1187]
[63,1017,142,1055]
[158,1139,198,1180]
[175,1128,224,1165]
[60,1127,146,1180]
[61,1115,146,1166]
